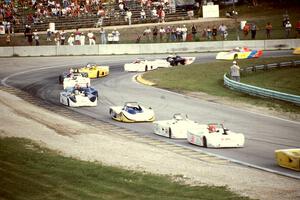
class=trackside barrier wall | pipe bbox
[1,39,300,57]
[223,74,300,105]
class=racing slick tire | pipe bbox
[109,109,116,118]
[234,54,238,60]
[145,65,148,71]
[97,71,100,78]
[203,137,207,148]
[59,75,63,84]
[67,98,70,107]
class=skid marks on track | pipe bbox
[0,86,229,165]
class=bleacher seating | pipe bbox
[13,3,189,33]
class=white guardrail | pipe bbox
[224,61,300,105]
[0,39,300,57]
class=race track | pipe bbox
[1,50,300,179]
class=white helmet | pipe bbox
[233,61,237,64]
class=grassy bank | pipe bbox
[143,56,300,114]
[0,137,251,200]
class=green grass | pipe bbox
[0,137,252,200]
[143,56,300,114]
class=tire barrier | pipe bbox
[224,60,300,105]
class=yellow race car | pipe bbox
[79,63,109,78]
[275,149,300,171]
[293,47,300,55]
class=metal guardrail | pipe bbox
[224,61,300,105]
[241,60,300,73]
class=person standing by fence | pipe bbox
[265,22,272,39]
[230,61,240,82]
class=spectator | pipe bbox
[152,26,158,42]
[206,26,212,40]
[143,27,151,42]
[265,22,272,39]
[33,29,40,46]
[160,8,165,23]
[212,26,217,40]
[46,29,52,41]
[230,60,240,82]
[191,24,197,40]
[60,29,66,45]
[126,9,132,26]
[112,28,120,43]
[100,27,107,44]
[165,26,171,42]
[218,23,227,40]
[171,26,176,42]
[74,28,81,45]
[182,25,187,42]
[176,26,182,41]
[151,7,158,19]
[223,30,228,40]
[68,33,75,45]
[87,30,96,45]
[251,23,258,39]
[80,32,86,45]
[159,27,165,42]
[243,23,250,38]
[26,28,33,46]
[285,20,292,38]
[140,9,146,20]
[54,31,60,46]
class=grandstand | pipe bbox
[1,0,193,33]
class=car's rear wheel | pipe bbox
[67,98,70,107]
[145,65,148,71]
[234,54,238,60]
[109,109,116,118]
[202,137,207,148]
[59,75,63,84]
[168,127,172,138]
[97,71,100,78]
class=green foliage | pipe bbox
[0,137,252,200]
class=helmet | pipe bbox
[233,61,237,64]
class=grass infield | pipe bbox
[143,56,300,114]
[0,137,252,200]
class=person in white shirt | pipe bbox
[218,23,227,40]
[181,25,188,41]
[140,9,146,20]
[126,10,132,26]
[68,34,75,45]
[230,60,240,82]
[143,27,151,42]
[80,33,86,45]
[159,27,165,42]
[87,30,96,45]
[112,28,120,43]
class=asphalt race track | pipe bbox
[1,50,300,179]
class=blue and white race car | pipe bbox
[109,102,155,122]
[60,86,98,107]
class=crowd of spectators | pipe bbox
[141,23,228,43]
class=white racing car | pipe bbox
[124,58,170,72]
[60,86,98,107]
[62,72,90,89]
[153,114,200,139]
[187,123,245,148]
[109,102,155,122]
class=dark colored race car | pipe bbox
[166,55,196,66]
